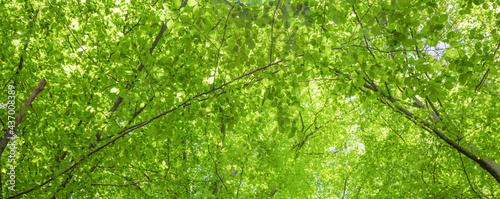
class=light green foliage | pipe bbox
[0,0,499,198]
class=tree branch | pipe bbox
[13,59,284,198]
[362,83,500,184]
[0,78,47,156]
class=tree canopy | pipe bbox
[1,0,500,198]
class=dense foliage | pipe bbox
[1,0,500,198]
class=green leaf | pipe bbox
[399,0,410,7]
[175,0,182,7]
[110,87,120,93]
[434,62,442,71]
[188,0,197,6]
[193,5,199,15]
[111,52,120,61]
[167,20,174,29]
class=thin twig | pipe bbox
[459,153,481,199]
[269,0,281,63]
[65,24,98,65]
